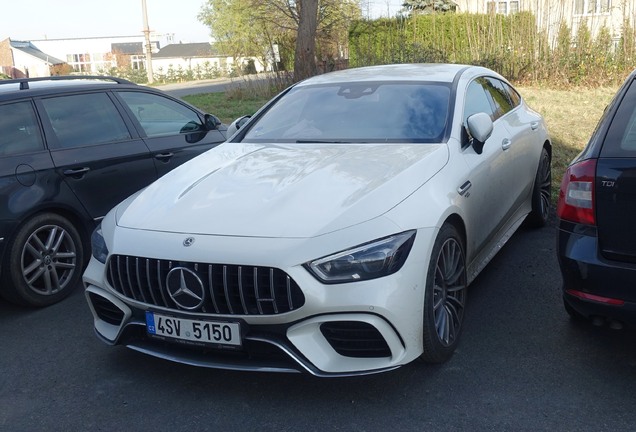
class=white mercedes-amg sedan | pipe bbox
[84,64,551,376]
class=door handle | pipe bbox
[155,152,174,161]
[63,167,90,177]
[502,139,512,150]
[531,121,539,130]
[457,180,472,196]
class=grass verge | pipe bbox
[519,86,618,202]
[183,92,270,125]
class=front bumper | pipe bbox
[557,219,636,326]
[86,284,404,376]
[83,227,437,376]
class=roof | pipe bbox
[0,75,139,99]
[300,64,477,86]
[112,42,144,55]
[10,40,64,65]
[154,43,220,59]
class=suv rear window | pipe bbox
[0,101,44,156]
[601,78,636,157]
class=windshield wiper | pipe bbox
[295,139,357,143]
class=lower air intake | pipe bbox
[320,321,391,358]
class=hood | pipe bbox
[117,142,448,238]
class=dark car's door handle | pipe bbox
[155,152,174,161]
[63,167,90,177]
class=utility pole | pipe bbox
[142,0,154,83]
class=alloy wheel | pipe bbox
[432,237,466,347]
[20,224,77,296]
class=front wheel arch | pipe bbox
[420,222,468,363]
[526,145,552,228]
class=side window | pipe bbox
[484,78,514,119]
[503,82,521,108]
[602,79,636,156]
[0,101,44,156]
[41,93,131,149]
[619,111,636,151]
[464,79,494,123]
[118,91,204,138]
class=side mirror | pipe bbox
[226,115,251,138]
[466,112,493,155]
[204,114,222,130]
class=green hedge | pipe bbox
[349,12,636,86]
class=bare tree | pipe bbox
[199,0,359,81]
[294,0,319,81]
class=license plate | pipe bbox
[145,311,241,347]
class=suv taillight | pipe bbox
[556,159,597,225]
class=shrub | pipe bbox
[349,12,636,87]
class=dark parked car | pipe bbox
[557,69,636,328]
[0,75,226,307]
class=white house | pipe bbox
[31,36,161,73]
[1,35,267,78]
[0,39,65,78]
[455,0,636,44]
[152,43,266,75]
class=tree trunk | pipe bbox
[293,0,319,82]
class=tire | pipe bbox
[1,213,84,307]
[420,224,467,363]
[526,147,551,228]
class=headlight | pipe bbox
[305,230,416,284]
[91,225,109,264]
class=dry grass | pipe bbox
[519,85,618,201]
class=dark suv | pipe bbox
[557,69,636,328]
[0,76,226,307]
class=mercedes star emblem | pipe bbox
[183,237,195,247]
[165,267,205,310]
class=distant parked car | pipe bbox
[557,69,636,329]
[0,75,226,307]
[84,64,551,376]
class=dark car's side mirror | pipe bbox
[204,114,222,130]
[226,115,251,138]
[466,112,493,155]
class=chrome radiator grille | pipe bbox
[106,255,305,315]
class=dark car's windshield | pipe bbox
[243,82,451,143]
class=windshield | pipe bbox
[243,82,451,143]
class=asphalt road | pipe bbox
[1,217,635,431]
[158,78,234,97]
[158,73,279,97]
[158,75,270,98]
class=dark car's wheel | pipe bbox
[527,147,551,228]
[1,213,83,307]
[420,224,467,363]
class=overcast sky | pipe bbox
[1,0,403,43]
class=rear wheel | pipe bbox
[527,147,551,227]
[420,224,467,363]
[1,213,83,307]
